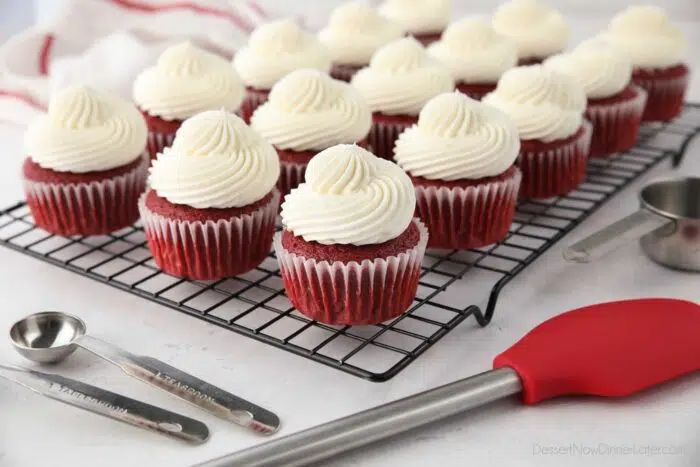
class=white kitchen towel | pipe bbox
[0,0,280,126]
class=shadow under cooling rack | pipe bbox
[1,104,699,382]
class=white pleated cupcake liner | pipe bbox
[519,120,593,199]
[139,189,280,280]
[369,118,416,160]
[585,85,648,158]
[414,167,522,249]
[274,219,428,325]
[633,70,689,122]
[146,131,176,160]
[279,159,308,197]
[24,154,149,236]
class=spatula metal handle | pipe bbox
[197,368,522,467]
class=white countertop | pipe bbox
[1,9,700,467]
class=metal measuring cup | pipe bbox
[565,177,700,271]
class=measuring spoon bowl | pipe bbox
[10,311,85,364]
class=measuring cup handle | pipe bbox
[564,209,673,263]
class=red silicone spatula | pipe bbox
[199,298,700,467]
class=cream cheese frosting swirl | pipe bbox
[482,65,586,142]
[378,0,451,35]
[428,18,517,84]
[491,0,569,60]
[149,110,280,209]
[544,39,632,99]
[319,2,404,66]
[351,37,454,116]
[281,144,416,245]
[133,42,244,121]
[603,6,686,69]
[25,85,147,173]
[251,69,372,151]
[394,92,520,180]
[234,19,332,89]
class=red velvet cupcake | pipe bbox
[133,42,245,159]
[251,69,371,197]
[352,37,454,159]
[394,92,522,249]
[234,19,332,123]
[545,40,647,158]
[604,6,689,123]
[483,65,591,199]
[491,0,569,66]
[140,110,280,280]
[275,144,427,325]
[428,18,517,101]
[23,85,148,236]
[319,2,404,83]
[377,0,450,47]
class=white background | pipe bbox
[1,1,700,467]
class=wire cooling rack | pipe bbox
[1,104,699,382]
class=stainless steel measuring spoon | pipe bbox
[9,311,280,434]
[0,363,209,444]
[564,176,700,271]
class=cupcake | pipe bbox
[544,40,647,158]
[251,69,372,197]
[394,92,522,249]
[274,144,427,325]
[23,85,148,236]
[491,0,569,65]
[352,37,454,160]
[133,42,245,160]
[318,2,404,82]
[428,18,517,100]
[139,110,280,280]
[603,6,688,122]
[234,19,332,122]
[483,66,591,199]
[378,0,451,46]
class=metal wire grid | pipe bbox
[1,104,698,382]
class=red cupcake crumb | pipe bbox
[281,220,420,263]
[23,156,144,184]
[139,109,183,134]
[144,190,274,222]
[410,32,443,46]
[456,82,497,101]
[330,64,364,82]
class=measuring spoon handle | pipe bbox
[78,335,280,435]
[0,364,209,444]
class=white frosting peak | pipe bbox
[428,17,517,83]
[394,92,520,180]
[281,144,416,245]
[482,65,586,142]
[544,39,632,99]
[604,6,686,68]
[149,110,280,209]
[378,0,451,35]
[319,2,404,66]
[492,0,569,59]
[234,19,332,89]
[133,42,244,121]
[26,85,147,173]
[251,69,372,151]
[352,38,454,116]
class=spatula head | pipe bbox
[493,298,700,404]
